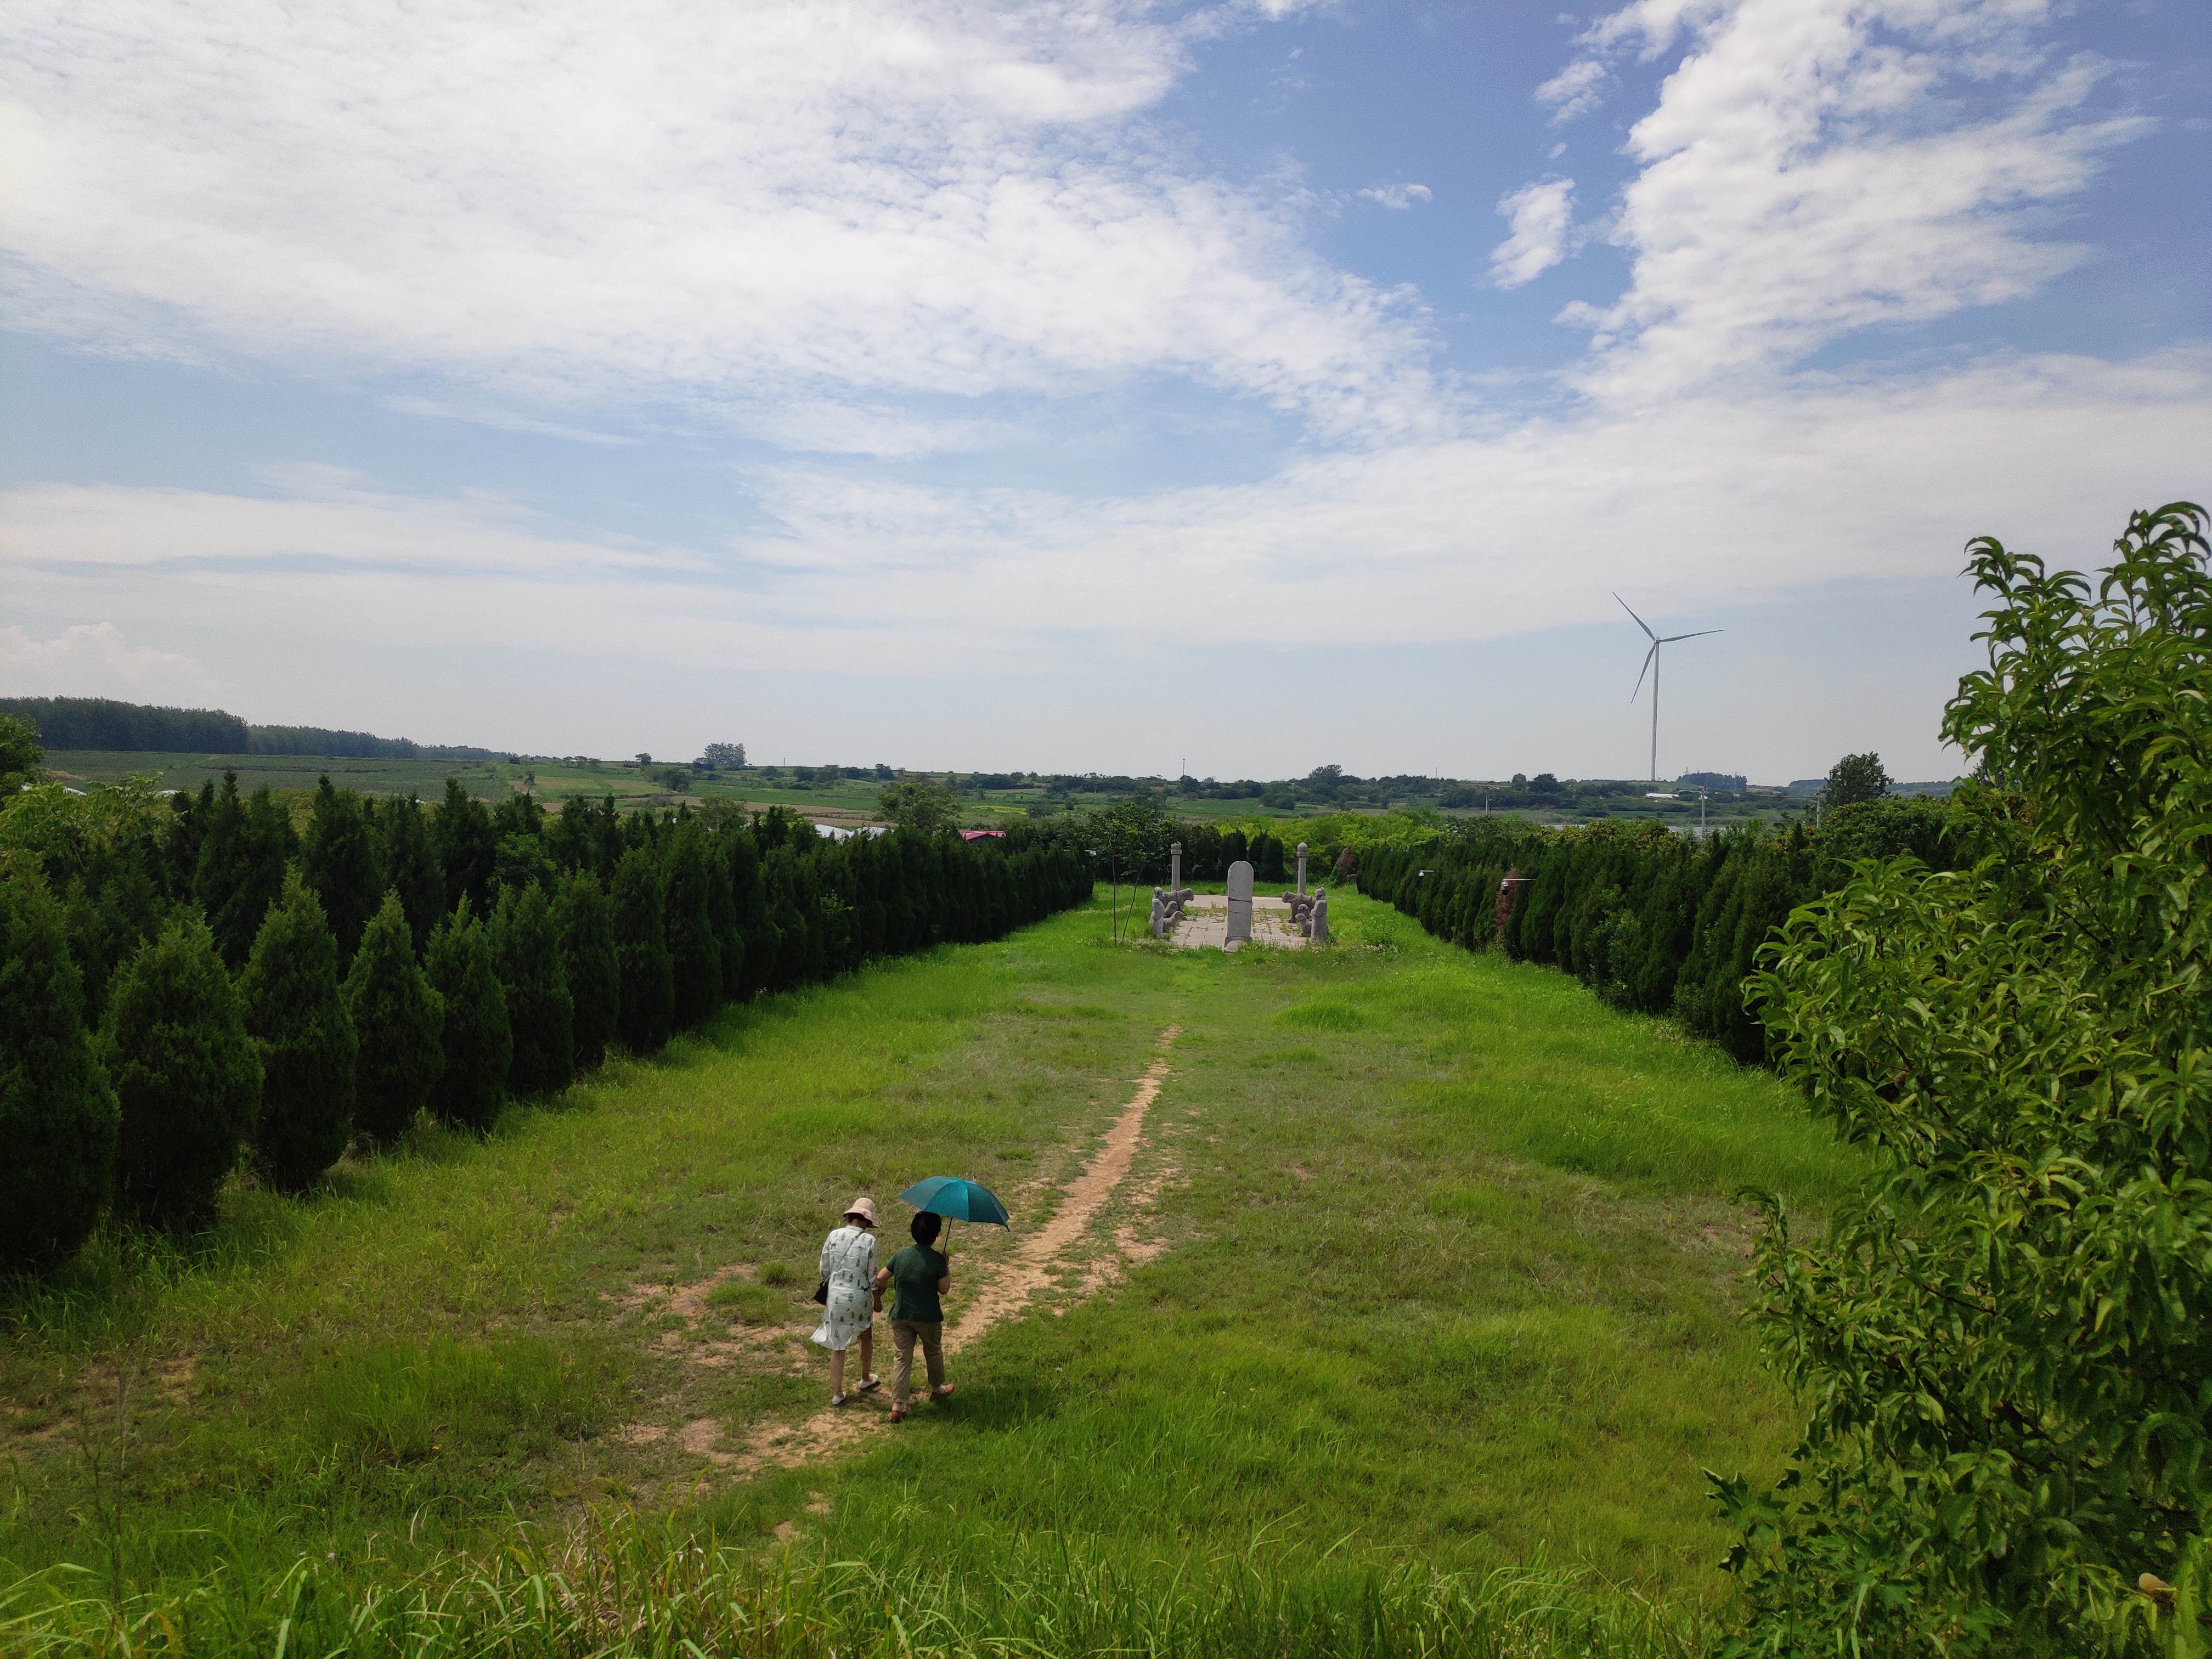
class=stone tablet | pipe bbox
[1224,859,1254,946]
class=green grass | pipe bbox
[0,889,1858,1655]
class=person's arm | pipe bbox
[820,1233,834,1279]
[936,1251,951,1295]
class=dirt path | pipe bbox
[724,1023,1181,1473]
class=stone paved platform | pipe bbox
[1169,895,1310,951]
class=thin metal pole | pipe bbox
[1649,645,1661,783]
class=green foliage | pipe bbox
[432,780,497,922]
[661,820,721,1030]
[1821,749,1891,808]
[876,778,960,836]
[611,848,675,1055]
[377,793,445,952]
[345,891,444,1145]
[424,902,511,1134]
[239,873,359,1190]
[1720,503,2212,1657]
[301,776,383,961]
[0,871,118,1269]
[100,913,261,1230]
[490,883,573,1096]
[552,872,618,1072]
[193,774,294,969]
[0,712,42,792]
[0,777,180,1019]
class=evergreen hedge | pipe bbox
[1357,797,1957,1063]
[3,769,1092,1270]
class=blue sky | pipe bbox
[3,0,2207,783]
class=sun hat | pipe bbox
[844,1195,879,1228]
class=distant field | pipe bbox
[43,752,1796,837]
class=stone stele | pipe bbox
[1224,859,1254,946]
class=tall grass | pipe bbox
[0,1507,1700,1657]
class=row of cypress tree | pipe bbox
[1355,798,1957,1062]
[2,768,1091,1272]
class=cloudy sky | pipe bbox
[3,0,2207,783]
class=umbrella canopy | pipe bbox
[898,1176,1010,1227]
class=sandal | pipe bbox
[857,1375,882,1392]
[888,1407,906,1423]
[830,1393,848,1407]
[932,1384,956,1400]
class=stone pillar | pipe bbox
[1296,842,1309,895]
[1224,860,1254,949]
[1169,841,1182,893]
[1311,888,1329,944]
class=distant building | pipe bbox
[958,828,1007,842]
[1677,771,1746,791]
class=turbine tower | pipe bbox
[1616,595,1720,784]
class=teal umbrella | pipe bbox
[898,1176,1009,1260]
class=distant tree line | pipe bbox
[0,696,503,760]
[1355,757,1956,1063]
[1,754,1089,1274]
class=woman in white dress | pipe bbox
[811,1195,882,1404]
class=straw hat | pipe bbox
[843,1195,879,1228]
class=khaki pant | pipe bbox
[890,1319,944,1406]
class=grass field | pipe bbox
[41,752,1796,833]
[0,888,1857,1656]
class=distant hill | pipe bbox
[0,696,505,761]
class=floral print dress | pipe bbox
[810,1224,877,1351]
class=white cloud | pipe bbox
[0,1,1441,444]
[1489,180,1578,289]
[1537,58,1608,121]
[9,352,2204,676]
[0,622,217,701]
[1358,182,1434,210]
[1551,0,2149,402]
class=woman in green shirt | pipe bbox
[876,1211,954,1422]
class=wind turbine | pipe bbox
[1616,595,1720,784]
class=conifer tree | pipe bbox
[662,819,721,1029]
[301,776,383,961]
[194,781,295,968]
[611,848,675,1054]
[239,873,358,1190]
[345,891,443,1145]
[492,882,573,1095]
[727,830,776,997]
[0,872,120,1269]
[102,914,262,1230]
[425,902,510,1133]
[433,780,498,920]
[553,871,619,1071]
[378,793,445,952]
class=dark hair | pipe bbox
[910,1211,942,1246]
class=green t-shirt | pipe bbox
[885,1243,948,1324]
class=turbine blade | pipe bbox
[1614,593,1656,640]
[1660,628,1722,642]
[1631,640,1657,702]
